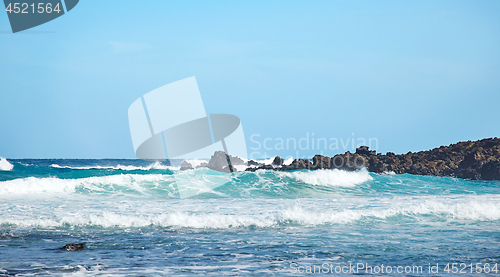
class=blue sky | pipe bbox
[1,1,499,159]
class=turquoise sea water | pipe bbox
[0,159,499,276]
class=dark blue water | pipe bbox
[0,159,499,276]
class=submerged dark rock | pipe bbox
[245,138,500,181]
[62,243,86,251]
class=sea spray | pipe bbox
[278,168,373,187]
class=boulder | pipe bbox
[247,160,260,166]
[356,146,376,156]
[63,243,86,251]
[272,156,284,166]
[180,161,193,170]
[207,151,246,173]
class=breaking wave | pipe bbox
[0,168,372,197]
[0,174,173,195]
[278,168,372,187]
[1,197,499,230]
[49,161,178,171]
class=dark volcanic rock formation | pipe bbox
[272,156,284,166]
[179,138,500,180]
[207,151,246,173]
[367,138,500,180]
[246,137,500,181]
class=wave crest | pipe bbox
[3,197,498,230]
[278,168,372,187]
[50,161,177,171]
[0,174,172,195]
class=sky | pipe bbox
[0,0,499,159]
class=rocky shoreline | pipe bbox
[181,137,500,181]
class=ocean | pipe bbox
[0,159,499,276]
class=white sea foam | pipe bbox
[283,157,294,166]
[256,156,293,166]
[259,157,276,165]
[228,156,294,171]
[182,159,208,168]
[50,161,178,171]
[233,164,249,172]
[173,167,232,198]
[0,210,277,229]
[0,174,170,195]
[0,158,13,171]
[1,197,499,229]
[402,200,500,221]
[277,199,500,225]
[381,171,396,175]
[278,168,373,187]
